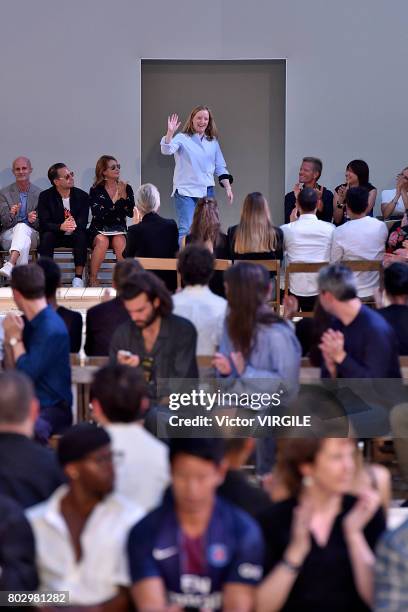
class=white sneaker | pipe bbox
[0,261,14,278]
[72,277,84,288]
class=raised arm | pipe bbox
[257,503,312,612]
[366,188,377,215]
[160,114,182,155]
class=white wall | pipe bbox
[0,0,406,216]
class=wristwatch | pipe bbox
[337,202,344,209]
[9,337,22,347]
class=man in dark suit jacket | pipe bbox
[85,258,143,356]
[284,156,333,223]
[37,163,89,287]
[123,183,179,291]
[0,371,63,509]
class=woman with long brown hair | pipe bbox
[213,262,300,386]
[184,196,229,296]
[227,191,283,261]
[88,155,134,286]
[160,105,233,241]
[257,438,386,612]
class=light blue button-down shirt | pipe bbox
[160,133,230,198]
[17,191,29,223]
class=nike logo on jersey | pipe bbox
[152,546,178,560]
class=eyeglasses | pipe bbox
[58,171,74,180]
[84,450,124,466]
[107,164,120,170]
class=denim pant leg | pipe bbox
[174,191,197,240]
[174,186,215,241]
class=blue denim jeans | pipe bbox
[174,186,215,241]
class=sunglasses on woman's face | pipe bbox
[108,164,120,170]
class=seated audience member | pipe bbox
[284,297,331,364]
[228,191,283,262]
[281,187,334,312]
[37,163,89,288]
[377,262,408,355]
[88,155,134,287]
[0,493,38,591]
[85,258,142,356]
[214,262,301,395]
[381,166,408,219]
[27,423,144,611]
[91,364,169,513]
[375,518,408,611]
[0,371,63,508]
[214,263,300,476]
[390,403,408,491]
[110,271,198,392]
[331,187,388,299]
[318,264,401,378]
[185,196,229,296]
[218,438,273,521]
[128,438,264,612]
[264,438,391,515]
[0,156,41,278]
[123,183,178,291]
[333,159,377,225]
[257,438,386,612]
[37,257,82,353]
[173,245,227,356]
[284,156,333,223]
[3,264,72,442]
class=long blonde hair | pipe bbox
[234,192,278,254]
[182,105,218,140]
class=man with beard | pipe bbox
[109,271,198,396]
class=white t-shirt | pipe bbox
[331,216,388,297]
[281,214,335,296]
[62,197,73,234]
[381,189,406,216]
[106,423,169,513]
[172,285,227,355]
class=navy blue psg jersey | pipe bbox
[128,493,264,610]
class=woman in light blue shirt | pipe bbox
[213,262,301,473]
[160,105,233,240]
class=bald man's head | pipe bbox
[12,157,32,183]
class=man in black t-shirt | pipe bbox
[284,156,333,223]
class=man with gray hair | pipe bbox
[0,371,63,508]
[123,183,179,290]
[284,156,334,223]
[0,156,41,278]
[318,264,401,379]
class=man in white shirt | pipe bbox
[91,364,170,513]
[173,245,227,356]
[331,187,388,298]
[26,423,144,610]
[381,166,408,219]
[281,187,334,311]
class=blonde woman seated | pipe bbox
[88,155,134,286]
[123,183,179,291]
[227,191,283,262]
